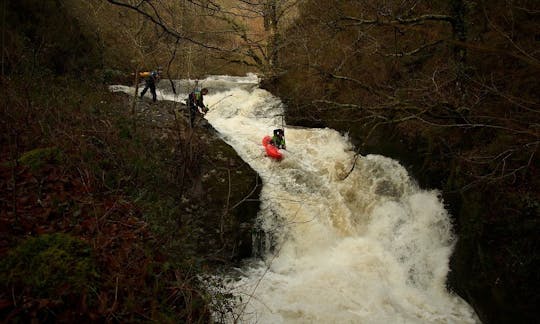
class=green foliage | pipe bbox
[18,147,63,171]
[0,233,99,297]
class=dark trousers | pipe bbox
[140,81,156,102]
[189,104,198,127]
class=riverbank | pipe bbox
[0,77,261,322]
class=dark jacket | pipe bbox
[141,70,160,84]
[271,135,286,149]
[188,90,206,110]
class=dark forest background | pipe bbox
[1,1,538,323]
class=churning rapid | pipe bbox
[112,75,479,323]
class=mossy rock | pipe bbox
[0,233,99,297]
[18,147,62,171]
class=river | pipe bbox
[113,74,479,324]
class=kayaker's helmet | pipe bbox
[201,88,209,95]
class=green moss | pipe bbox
[18,147,62,171]
[0,233,99,297]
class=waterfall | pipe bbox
[112,74,479,323]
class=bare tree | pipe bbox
[103,0,303,75]
[277,0,539,187]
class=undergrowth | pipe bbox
[0,75,214,322]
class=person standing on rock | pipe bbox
[139,67,162,102]
[187,87,209,127]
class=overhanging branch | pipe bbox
[106,0,223,51]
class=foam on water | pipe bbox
[111,75,479,323]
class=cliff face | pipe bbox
[119,95,263,264]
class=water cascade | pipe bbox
[112,75,479,323]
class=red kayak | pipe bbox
[262,136,283,160]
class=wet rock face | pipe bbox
[131,95,262,264]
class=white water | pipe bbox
[112,75,479,324]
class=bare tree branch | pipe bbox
[341,14,455,26]
[106,0,224,51]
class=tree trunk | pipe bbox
[265,0,279,75]
[450,0,468,103]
